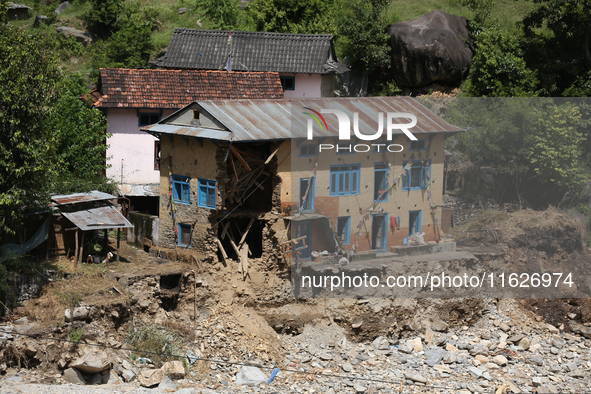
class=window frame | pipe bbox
[172,175,190,205]
[299,144,318,157]
[197,178,217,209]
[299,177,315,212]
[337,216,351,245]
[154,140,161,170]
[409,138,427,151]
[329,164,361,196]
[138,111,161,127]
[280,75,295,91]
[178,223,192,248]
[374,163,389,202]
[402,160,431,191]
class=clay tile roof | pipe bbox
[152,28,349,75]
[89,68,284,109]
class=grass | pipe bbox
[125,317,185,367]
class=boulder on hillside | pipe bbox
[387,11,473,88]
[34,15,50,28]
[54,1,72,15]
[70,351,111,373]
[55,27,92,46]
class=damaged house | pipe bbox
[141,97,462,270]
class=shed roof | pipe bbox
[61,205,133,231]
[152,28,349,75]
[142,97,464,142]
[8,2,31,9]
[85,68,283,109]
[52,191,116,205]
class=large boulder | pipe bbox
[70,351,111,374]
[55,27,92,46]
[63,368,86,385]
[54,1,72,15]
[139,368,164,387]
[387,11,473,88]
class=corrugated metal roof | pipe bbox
[61,205,133,231]
[118,184,160,197]
[143,97,464,142]
[52,191,117,205]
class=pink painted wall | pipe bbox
[106,108,175,184]
[281,74,322,98]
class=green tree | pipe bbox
[83,0,124,38]
[0,26,61,238]
[337,0,393,73]
[51,74,112,195]
[447,98,587,206]
[462,27,538,97]
[460,0,494,34]
[1,0,8,23]
[198,0,243,30]
[522,0,591,96]
[106,4,158,68]
[247,0,337,34]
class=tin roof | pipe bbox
[8,2,31,9]
[52,191,117,205]
[118,184,159,197]
[61,205,133,231]
[142,97,464,142]
[152,28,349,75]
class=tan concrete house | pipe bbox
[142,97,462,266]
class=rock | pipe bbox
[412,337,423,352]
[529,343,542,353]
[162,361,185,379]
[570,369,585,378]
[64,309,73,322]
[507,334,525,343]
[424,350,443,367]
[399,342,413,354]
[72,306,90,321]
[54,1,72,15]
[351,322,362,329]
[492,355,507,366]
[158,375,178,391]
[433,364,452,373]
[318,353,332,361]
[499,323,511,332]
[546,324,560,334]
[568,321,591,339]
[404,373,427,384]
[568,313,577,319]
[102,370,119,384]
[475,355,489,364]
[431,317,449,332]
[71,351,110,373]
[532,377,544,387]
[518,337,531,350]
[446,343,457,352]
[34,15,49,28]
[122,369,136,382]
[63,368,86,385]
[0,363,6,372]
[353,384,367,393]
[177,7,189,14]
[342,363,353,372]
[235,366,268,386]
[174,389,196,394]
[90,373,102,385]
[139,368,164,387]
[528,356,544,366]
[55,27,92,46]
[372,336,389,350]
[467,366,483,378]
[387,11,472,87]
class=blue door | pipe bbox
[293,221,312,259]
[371,214,388,251]
[408,210,421,237]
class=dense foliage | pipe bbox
[0,26,111,240]
[247,0,337,34]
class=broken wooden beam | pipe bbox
[238,218,255,247]
[215,237,228,261]
[230,146,251,171]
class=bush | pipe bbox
[69,327,84,343]
[125,318,183,367]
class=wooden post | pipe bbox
[74,228,79,264]
[103,229,108,255]
[193,270,197,321]
[116,228,121,263]
[78,231,85,265]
